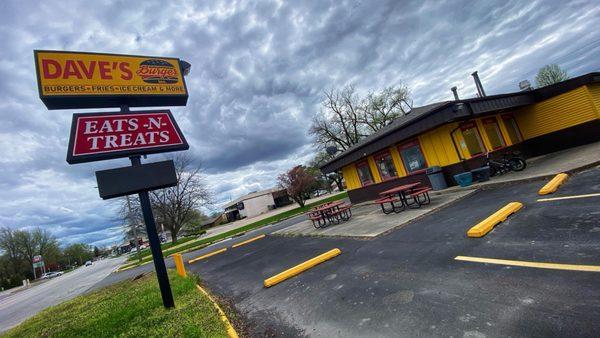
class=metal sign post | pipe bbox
[129,154,174,308]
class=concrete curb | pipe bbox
[467,202,524,237]
[264,248,342,288]
[538,173,569,195]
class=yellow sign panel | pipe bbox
[34,50,188,109]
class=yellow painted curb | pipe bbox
[232,234,266,248]
[455,256,600,272]
[264,248,341,288]
[196,284,239,338]
[467,202,523,238]
[188,248,227,264]
[538,173,569,195]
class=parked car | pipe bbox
[85,260,92,266]
[41,271,63,279]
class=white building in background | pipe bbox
[223,188,293,221]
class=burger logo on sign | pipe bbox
[136,59,179,84]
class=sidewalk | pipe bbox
[274,190,474,238]
[442,140,600,193]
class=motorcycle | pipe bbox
[485,151,526,176]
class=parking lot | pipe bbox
[186,166,600,337]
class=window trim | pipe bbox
[459,121,486,156]
[481,117,506,150]
[397,139,428,174]
[373,150,398,181]
[501,114,523,143]
[355,160,374,186]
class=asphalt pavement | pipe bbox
[185,167,600,337]
[0,256,126,333]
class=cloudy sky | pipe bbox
[0,0,598,247]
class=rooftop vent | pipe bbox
[451,86,459,100]
[471,71,486,97]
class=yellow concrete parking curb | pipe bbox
[467,202,523,238]
[538,173,569,195]
[188,248,227,264]
[264,248,341,288]
[232,234,266,248]
[196,284,239,338]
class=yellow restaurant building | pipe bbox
[320,72,600,203]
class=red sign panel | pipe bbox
[67,110,188,164]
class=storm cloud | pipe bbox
[0,0,598,246]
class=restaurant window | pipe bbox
[482,117,505,150]
[460,121,486,156]
[355,161,374,186]
[374,151,398,180]
[502,115,523,144]
[398,140,427,174]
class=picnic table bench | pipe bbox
[307,201,353,228]
[375,182,432,213]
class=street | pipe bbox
[0,256,126,332]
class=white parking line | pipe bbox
[537,193,600,202]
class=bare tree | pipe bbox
[361,85,412,133]
[150,154,213,243]
[535,64,568,87]
[278,166,316,208]
[310,85,364,152]
[309,84,412,152]
[308,152,345,192]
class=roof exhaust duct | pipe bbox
[471,71,486,97]
[451,86,459,100]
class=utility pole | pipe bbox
[126,195,142,263]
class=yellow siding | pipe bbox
[341,165,361,190]
[587,84,600,118]
[497,116,516,146]
[475,118,493,151]
[515,86,598,140]
[389,146,408,177]
[368,156,382,183]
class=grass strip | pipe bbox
[123,192,348,268]
[3,272,229,338]
[127,236,198,262]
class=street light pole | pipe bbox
[126,195,142,263]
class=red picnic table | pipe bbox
[375,182,432,214]
[307,200,352,228]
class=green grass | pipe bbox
[3,272,229,338]
[122,191,349,269]
[128,236,199,262]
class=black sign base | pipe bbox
[130,156,175,308]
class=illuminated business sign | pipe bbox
[66,110,188,164]
[34,50,189,109]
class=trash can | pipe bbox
[453,172,473,187]
[426,166,447,190]
[470,166,491,182]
